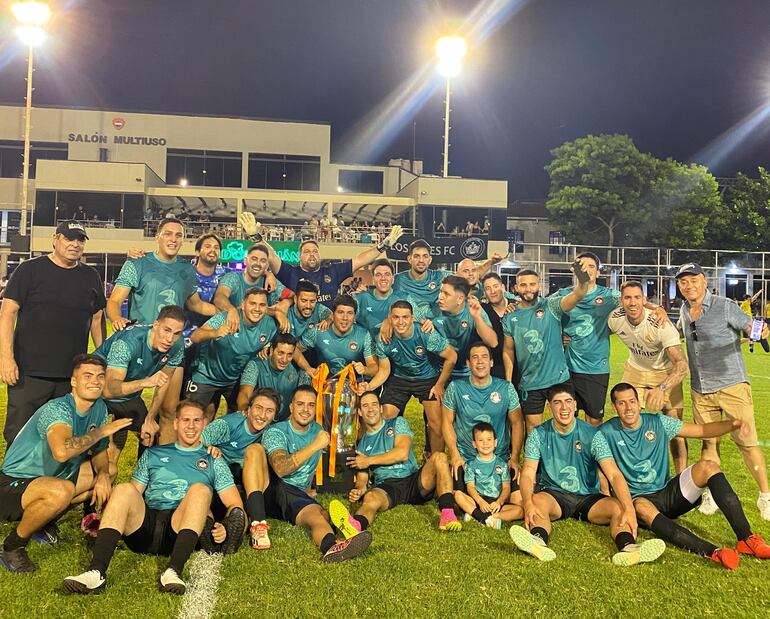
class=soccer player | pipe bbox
[456,254,506,299]
[355,258,408,341]
[328,391,462,535]
[442,343,524,493]
[0,354,131,573]
[63,400,244,595]
[285,279,332,340]
[295,294,377,378]
[510,386,665,566]
[602,383,770,568]
[262,386,373,562]
[358,300,456,452]
[237,333,311,419]
[187,287,277,418]
[392,240,453,313]
[185,233,229,336]
[0,221,106,446]
[608,280,690,472]
[455,422,522,528]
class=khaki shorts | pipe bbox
[691,382,758,448]
[622,363,684,411]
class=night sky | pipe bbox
[2,0,770,198]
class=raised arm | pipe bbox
[467,296,498,348]
[47,418,132,463]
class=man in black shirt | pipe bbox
[0,222,106,446]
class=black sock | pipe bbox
[650,513,717,557]
[3,529,29,552]
[472,508,487,523]
[137,442,147,460]
[320,533,337,554]
[614,531,636,551]
[113,428,128,451]
[353,515,369,531]
[530,527,549,545]
[83,502,96,517]
[88,528,122,576]
[707,473,752,541]
[168,529,199,575]
[246,491,266,522]
[437,493,454,511]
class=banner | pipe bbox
[220,239,300,264]
[385,234,487,264]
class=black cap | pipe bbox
[675,263,705,279]
[55,221,89,240]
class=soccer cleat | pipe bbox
[758,496,770,521]
[31,522,60,545]
[485,515,502,530]
[463,513,474,524]
[737,534,770,559]
[438,509,462,532]
[63,569,106,594]
[199,516,221,555]
[250,521,271,550]
[329,500,361,540]
[509,525,556,562]
[80,513,100,539]
[321,530,372,563]
[611,539,666,567]
[698,489,719,515]
[221,507,246,555]
[0,547,37,573]
[159,568,186,595]
[710,547,739,570]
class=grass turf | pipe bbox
[1,337,770,618]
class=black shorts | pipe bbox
[185,380,237,411]
[106,395,149,433]
[454,462,520,493]
[570,372,610,420]
[636,474,701,520]
[380,375,438,412]
[375,468,434,509]
[264,475,318,525]
[520,380,574,416]
[0,473,33,522]
[537,487,605,521]
[123,505,177,556]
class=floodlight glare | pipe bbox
[179,178,188,187]
[437,59,462,78]
[435,36,467,64]
[11,1,50,26]
[16,25,46,47]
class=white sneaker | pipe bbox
[463,513,473,524]
[63,569,106,594]
[485,515,502,529]
[699,488,719,515]
[159,568,186,595]
[758,495,770,521]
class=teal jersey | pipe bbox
[132,442,235,511]
[287,303,332,340]
[355,289,406,341]
[524,419,613,495]
[218,271,285,307]
[1,394,108,481]
[240,358,311,421]
[464,455,510,498]
[393,269,453,312]
[599,414,683,497]
[374,328,448,380]
[114,252,198,325]
[443,377,520,461]
[502,297,570,392]
[356,417,419,485]
[552,285,620,374]
[201,412,267,466]
[432,304,493,378]
[93,325,184,402]
[300,323,374,375]
[191,311,277,387]
[262,420,323,490]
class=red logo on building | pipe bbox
[112,117,125,130]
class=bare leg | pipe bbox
[295,504,335,549]
[159,368,183,445]
[381,404,400,420]
[354,488,389,527]
[243,444,270,494]
[738,445,769,493]
[422,400,446,454]
[420,452,453,496]
[99,483,147,535]
[16,478,76,538]
[170,483,214,535]
[525,414,543,434]
[666,408,688,474]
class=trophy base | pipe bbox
[316,448,356,494]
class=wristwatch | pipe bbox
[657,383,668,391]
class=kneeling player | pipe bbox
[329,391,461,535]
[455,422,523,528]
[602,383,770,569]
[262,386,372,562]
[511,386,665,566]
[64,401,244,595]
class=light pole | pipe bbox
[435,36,467,178]
[11,1,50,237]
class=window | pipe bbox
[248,153,320,191]
[338,169,384,194]
[166,149,242,188]
[549,231,566,255]
[508,229,524,254]
[0,141,68,179]
[32,191,143,228]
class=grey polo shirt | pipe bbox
[679,291,751,394]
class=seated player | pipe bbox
[602,383,770,569]
[262,385,373,562]
[455,422,523,529]
[328,390,462,535]
[0,354,131,573]
[187,287,277,419]
[510,386,665,566]
[63,400,244,595]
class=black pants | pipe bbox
[4,375,71,447]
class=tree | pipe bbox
[706,168,770,251]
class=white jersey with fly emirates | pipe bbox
[608,308,681,372]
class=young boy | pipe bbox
[455,422,522,529]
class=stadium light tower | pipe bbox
[11,1,50,237]
[435,35,467,178]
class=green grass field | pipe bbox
[1,338,770,619]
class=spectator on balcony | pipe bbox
[75,206,87,221]
[465,221,474,236]
[436,222,446,234]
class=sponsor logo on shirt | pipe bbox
[490,391,501,404]
[574,440,583,452]
[415,346,425,355]
[350,342,359,351]
[160,457,170,463]
[535,309,545,318]
[645,430,656,442]
[617,440,626,447]
[136,358,144,365]
[196,458,209,469]
[462,394,470,400]
[230,441,238,448]
[322,339,331,345]
[366,307,373,312]
[365,445,372,452]
[386,427,395,437]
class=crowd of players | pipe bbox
[0,214,769,596]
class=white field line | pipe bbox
[177,551,223,619]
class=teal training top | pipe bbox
[218,271,285,307]
[355,289,406,341]
[599,414,683,497]
[240,358,311,421]
[374,328,448,380]
[432,304,493,378]
[393,269,453,312]
[300,323,374,375]
[356,417,419,485]
[201,412,267,466]
[464,455,510,498]
[262,420,323,490]
[115,252,198,325]
[1,394,109,481]
[287,303,332,340]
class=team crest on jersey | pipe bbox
[349,342,359,351]
[308,323,316,330]
[495,465,504,475]
[259,335,267,343]
[160,355,169,364]
[196,458,209,469]
[415,345,425,355]
[428,281,437,290]
[574,440,583,452]
[645,430,656,442]
[324,274,332,284]
[535,309,545,318]
[490,391,501,404]
[460,320,469,329]
[88,424,97,432]
[595,297,604,305]
[386,427,395,437]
